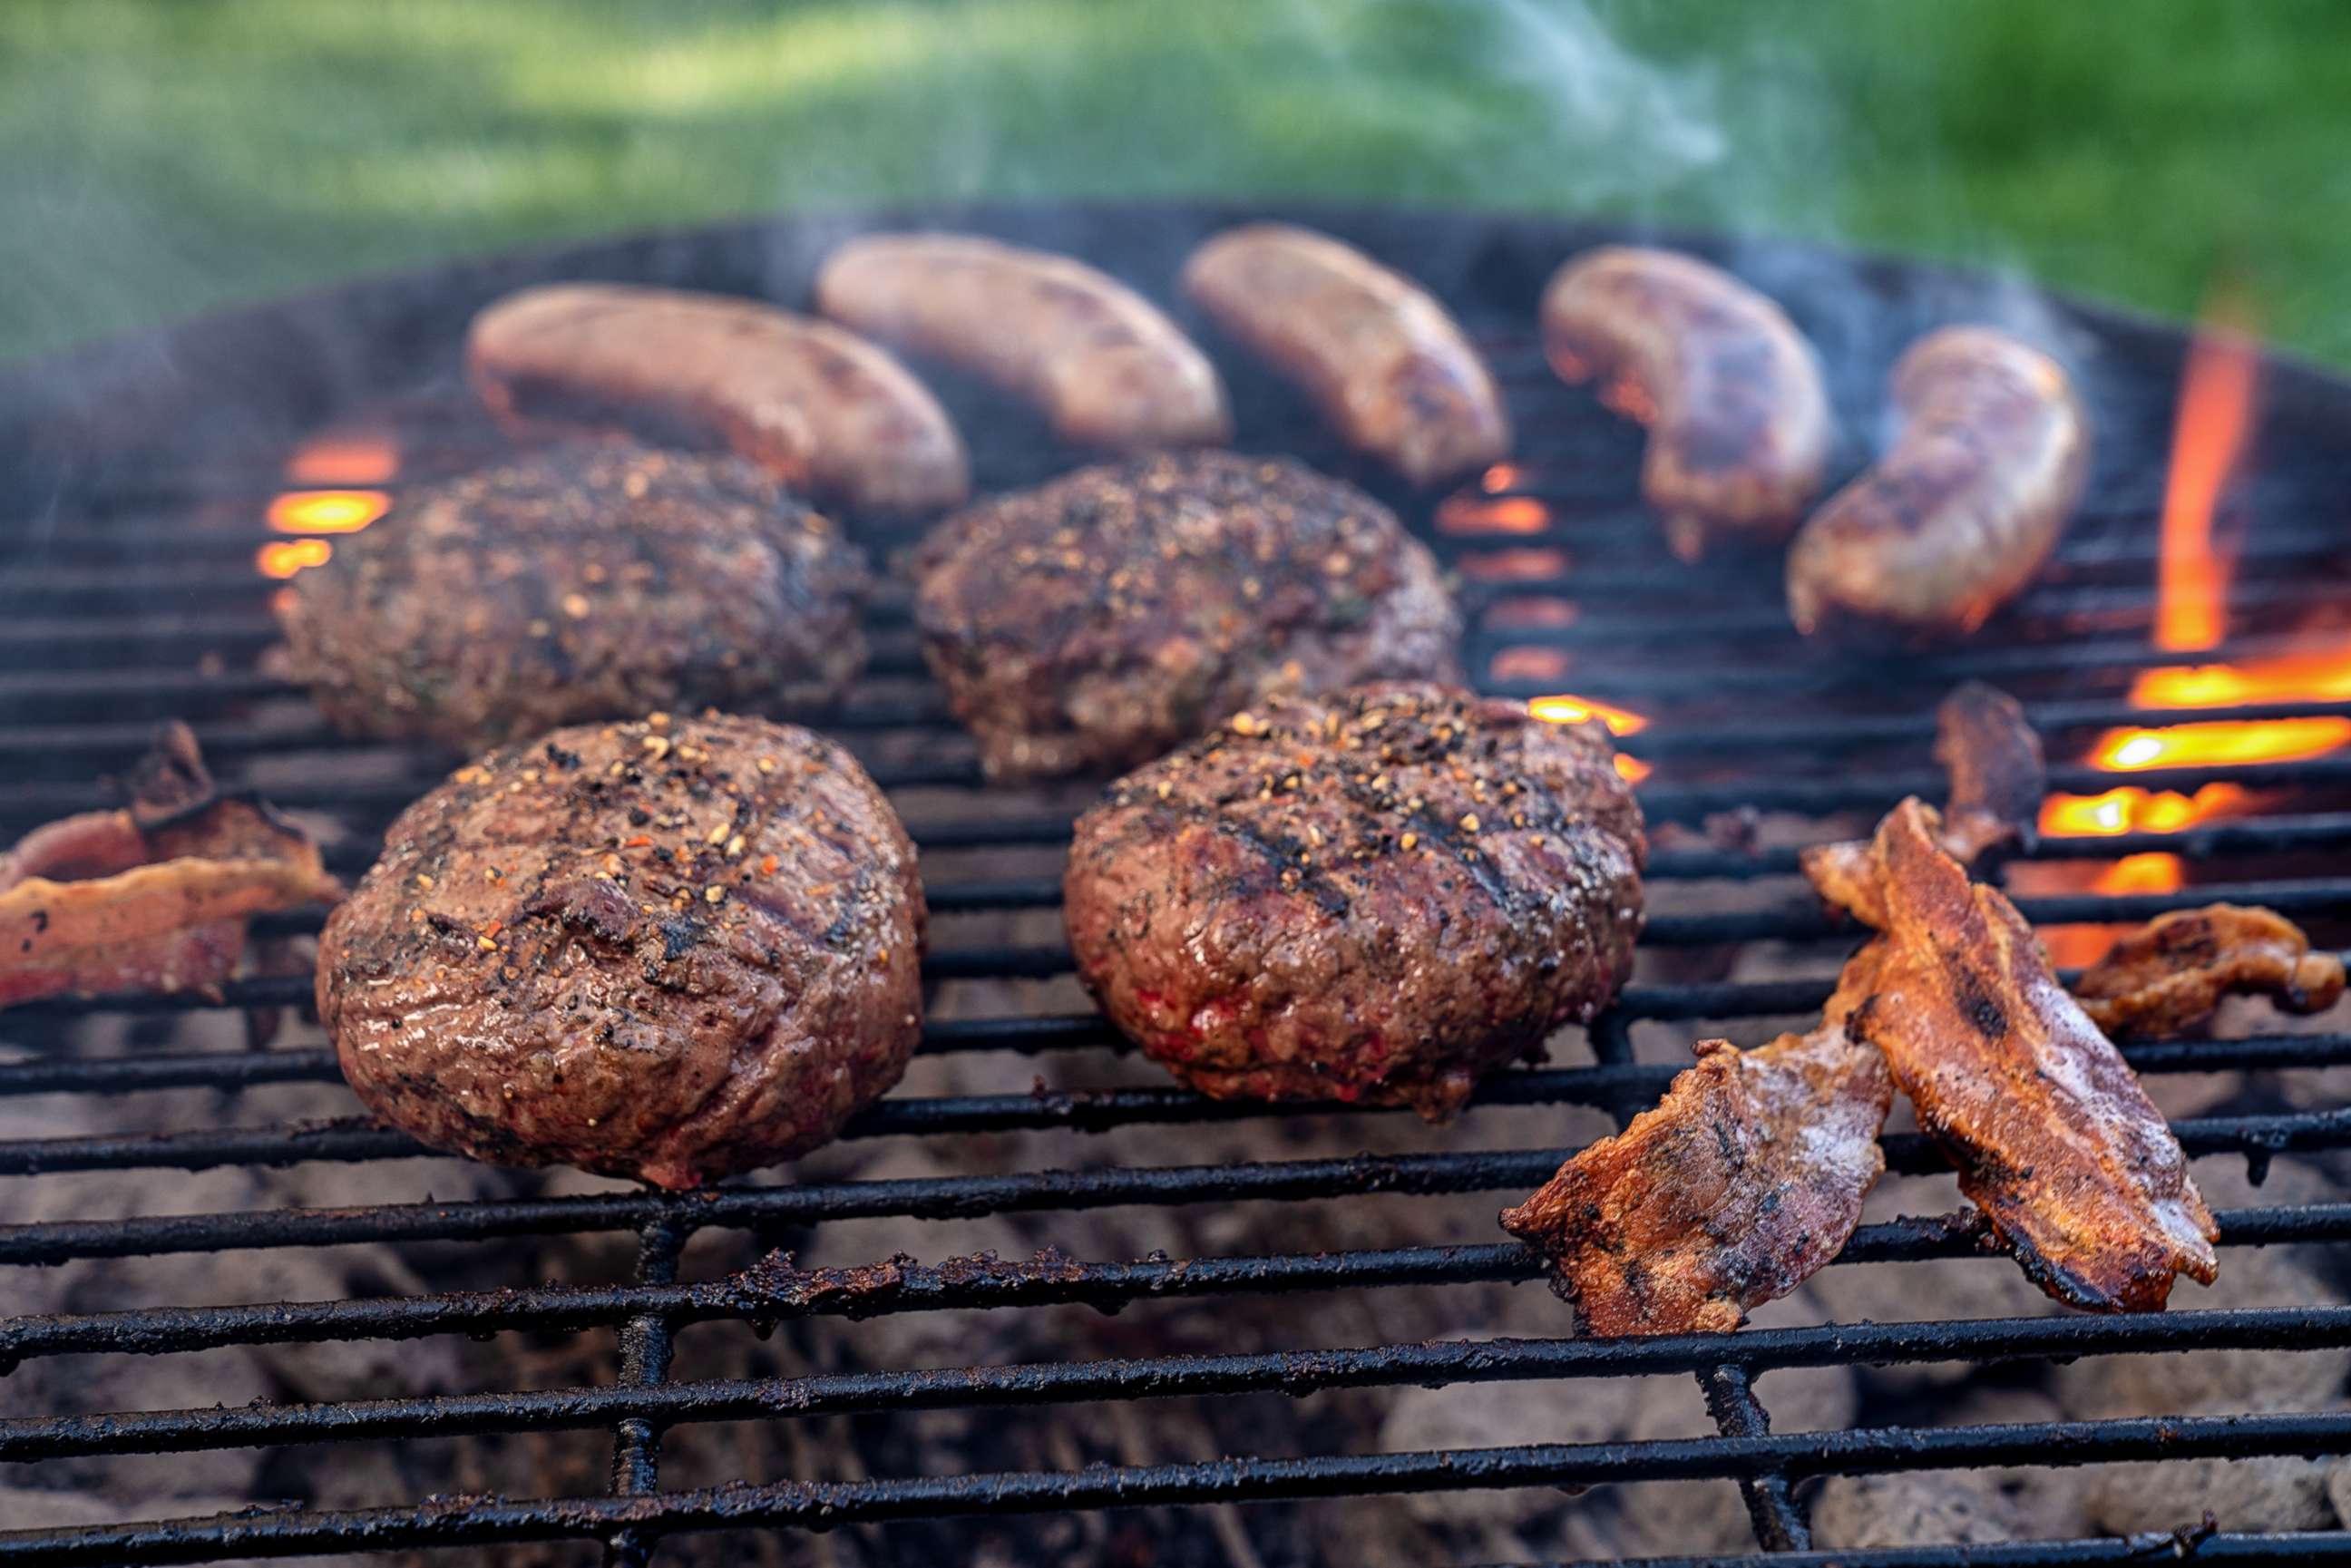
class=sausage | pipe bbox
[1787,326,2089,639]
[1180,223,1510,486]
[815,233,1231,452]
[466,283,970,516]
[1540,247,1833,560]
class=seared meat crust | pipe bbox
[815,232,1231,452]
[1849,799,2218,1311]
[915,451,1461,780]
[1064,683,1644,1118]
[1788,326,2089,639]
[0,725,340,1008]
[2075,903,2346,1040]
[1804,681,2044,923]
[1182,222,1511,485]
[278,443,870,751]
[1501,944,1890,1337]
[319,715,924,1189]
[466,282,970,515]
[1540,246,1833,560]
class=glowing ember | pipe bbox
[1482,598,1578,630]
[284,433,401,485]
[1491,647,1570,683]
[1479,462,1523,492]
[1529,694,1648,735]
[257,538,333,579]
[1437,495,1550,534]
[267,490,390,535]
[1457,547,1569,582]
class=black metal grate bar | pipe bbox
[8,1411,2351,1567]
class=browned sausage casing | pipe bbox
[1181,223,1511,486]
[466,283,970,516]
[1787,326,2089,639]
[1541,247,1833,560]
[815,233,1232,452]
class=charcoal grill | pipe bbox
[4,202,2351,1566]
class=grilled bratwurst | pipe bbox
[1066,683,1645,1117]
[1182,222,1511,486]
[1788,326,2089,639]
[278,443,870,751]
[320,715,924,1189]
[1541,247,1833,560]
[466,282,969,515]
[914,451,1461,780]
[816,233,1232,452]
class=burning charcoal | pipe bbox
[1810,1390,2077,1546]
[1378,1378,1644,1527]
[2073,904,2346,1040]
[1609,1359,1857,1554]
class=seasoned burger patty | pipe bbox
[319,715,925,1188]
[278,443,870,750]
[1065,683,1645,1117]
[915,452,1462,779]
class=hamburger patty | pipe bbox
[319,714,924,1188]
[913,451,1461,780]
[1064,683,1645,1117]
[278,443,870,750]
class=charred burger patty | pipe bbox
[913,450,1461,780]
[319,714,924,1188]
[1064,682,1645,1117]
[278,443,870,750]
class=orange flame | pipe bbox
[2033,287,2351,924]
[1479,462,1524,493]
[2154,302,2258,654]
[1438,495,1551,534]
[284,432,401,485]
[1528,694,1650,784]
[267,490,390,535]
[256,538,334,579]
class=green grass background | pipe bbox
[3,0,2345,364]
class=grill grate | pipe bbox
[4,204,2351,1565]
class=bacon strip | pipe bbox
[1499,945,1892,1336]
[1849,799,2218,1311]
[0,725,341,1008]
[1804,681,2044,925]
[2074,903,2346,1041]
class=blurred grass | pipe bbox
[1,0,2346,363]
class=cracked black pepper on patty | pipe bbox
[912,450,1462,780]
[1064,682,1645,1117]
[277,442,870,750]
[318,713,925,1189]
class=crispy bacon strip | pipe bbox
[1499,945,1892,1336]
[1804,681,2044,924]
[2074,903,2346,1041]
[1849,799,2218,1311]
[0,725,342,1008]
